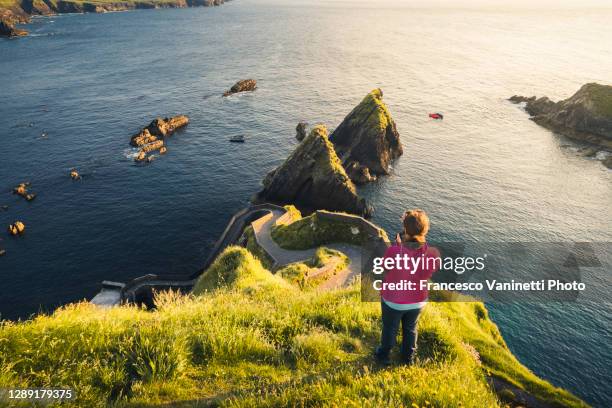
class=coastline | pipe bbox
[0,0,230,36]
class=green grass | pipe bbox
[346,88,393,133]
[241,225,275,270]
[271,209,387,250]
[277,247,349,289]
[580,83,612,117]
[0,246,587,407]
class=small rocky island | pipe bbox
[510,83,612,168]
[130,115,188,162]
[223,79,257,97]
[254,125,370,217]
[330,89,403,184]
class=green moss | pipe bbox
[346,88,393,133]
[0,246,587,407]
[308,125,354,189]
[271,210,386,250]
[581,83,612,117]
[192,246,289,294]
[278,247,350,289]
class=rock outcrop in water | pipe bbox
[0,0,228,37]
[130,116,187,163]
[296,121,308,142]
[0,18,27,37]
[329,89,403,184]
[12,183,36,201]
[510,83,612,151]
[254,125,370,217]
[223,79,257,97]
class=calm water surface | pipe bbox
[1,0,611,405]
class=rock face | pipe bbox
[296,121,308,142]
[0,19,27,37]
[130,115,189,146]
[254,125,369,217]
[510,83,612,150]
[329,89,403,184]
[223,79,257,97]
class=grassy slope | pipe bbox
[0,245,586,407]
[270,205,387,250]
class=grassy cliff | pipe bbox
[0,243,587,407]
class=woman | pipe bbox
[375,209,440,365]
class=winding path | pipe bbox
[91,204,366,306]
[251,208,363,289]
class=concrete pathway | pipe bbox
[251,209,363,289]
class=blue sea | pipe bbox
[1,0,611,405]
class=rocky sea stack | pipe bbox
[330,89,403,184]
[254,125,369,217]
[223,79,257,97]
[510,83,612,150]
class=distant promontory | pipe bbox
[0,0,228,37]
[510,83,612,168]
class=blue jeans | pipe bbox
[378,301,422,363]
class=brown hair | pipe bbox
[402,209,430,243]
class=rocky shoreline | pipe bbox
[510,83,612,168]
[0,0,229,37]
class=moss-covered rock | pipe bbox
[330,89,403,184]
[510,83,612,151]
[254,125,370,216]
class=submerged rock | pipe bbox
[223,79,257,97]
[329,89,403,184]
[70,169,81,180]
[254,125,369,216]
[510,83,612,150]
[0,19,27,37]
[296,121,308,142]
[12,183,36,201]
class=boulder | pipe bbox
[223,79,257,97]
[130,128,158,147]
[254,125,370,216]
[0,19,27,37]
[13,183,36,201]
[345,161,376,185]
[135,151,146,162]
[146,115,189,137]
[509,83,612,150]
[296,121,308,142]
[140,140,164,153]
[8,221,25,236]
[159,146,168,155]
[70,169,81,180]
[329,89,403,183]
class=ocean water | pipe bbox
[1,0,611,405]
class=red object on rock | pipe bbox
[429,113,444,120]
